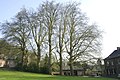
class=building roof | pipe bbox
[105,47,120,60]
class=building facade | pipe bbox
[0,59,16,68]
[63,69,84,76]
[0,59,6,67]
[62,61,84,76]
[104,47,120,77]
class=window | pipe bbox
[107,69,110,75]
[107,61,110,65]
[111,61,114,65]
[113,69,116,74]
[118,59,120,64]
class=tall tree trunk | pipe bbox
[69,26,74,76]
[59,25,63,75]
[37,56,40,67]
[48,29,52,74]
[69,55,74,76]
[21,50,25,69]
[37,44,41,68]
[21,48,25,70]
[59,50,63,75]
[21,42,26,70]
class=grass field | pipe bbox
[0,70,117,80]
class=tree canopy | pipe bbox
[0,1,102,75]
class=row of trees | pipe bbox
[0,1,102,75]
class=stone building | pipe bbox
[0,59,16,68]
[104,47,120,77]
[62,61,84,76]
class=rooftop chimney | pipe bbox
[117,47,120,50]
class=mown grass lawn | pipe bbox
[0,70,117,80]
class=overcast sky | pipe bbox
[0,0,120,58]
[80,0,120,58]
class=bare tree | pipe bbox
[0,1,102,75]
[28,9,47,68]
[56,6,68,75]
[1,8,30,69]
[64,3,102,75]
[41,1,60,74]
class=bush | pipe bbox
[24,63,40,73]
[40,66,49,74]
[14,62,50,74]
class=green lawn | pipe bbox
[0,70,117,80]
